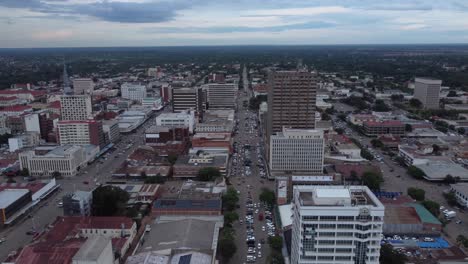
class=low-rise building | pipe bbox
[450,183,468,207]
[63,190,93,216]
[327,134,361,159]
[0,189,32,225]
[8,132,41,152]
[72,236,114,264]
[347,114,378,126]
[363,120,405,136]
[196,109,234,133]
[191,132,232,155]
[416,161,468,181]
[173,152,228,178]
[145,126,190,156]
[156,111,195,134]
[19,145,96,177]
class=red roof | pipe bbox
[253,84,268,92]
[15,239,85,264]
[0,90,46,97]
[0,96,18,101]
[0,105,32,112]
[48,101,61,109]
[0,182,46,194]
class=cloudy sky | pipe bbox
[1,0,468,48]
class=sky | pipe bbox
[1,0,468,48]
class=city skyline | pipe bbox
[1,0,468,48]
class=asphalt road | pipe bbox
[227,72,276,264]
[0,106,170,261]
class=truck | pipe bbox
[444,211,457,219]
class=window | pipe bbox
[321,216,337,221]
[338,216,354,221]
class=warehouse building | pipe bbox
[0,189,32,225]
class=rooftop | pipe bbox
[72,236,111,261]
[0,189,30,209]
[416,161,468,180]
[451,183,468,195]
[154,199,221,211]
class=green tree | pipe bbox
[373,99,390,112]
[407,187,425,201]
[20,168,30,177]
[458,127,466,135]
[224,211,239,226]
[360,149,374,161]
[197,167,221,181]
[405,124,413,132]
[407,166,425,179]
[259,188,276,206]
[371,139,384,148]
[335,128,344,135]
[444,174,457,184]
[222,187,239,211]
[168,154,178,165]
[409,98,422,108]
[52,171,62,179]
[0,133,13,145]
[432,144,441,154]
[92,185,130,216]
[321,112,331,121]
[268,251,285,264]
[379,244,407,264]
[268,235,283,251]
[422,200,440,217]
[444,192,458,206]
[362,171,384,190]
[218,237,237,260]
[447,90,457,97]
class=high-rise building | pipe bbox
[267,71,317,135]
[269,128,324,175]
[73,78,94,95]
[414,77,442,109]
[121,83,147,103]
[205,83,236,109]
[291,185,384,264]
[172,87,205,115]
[60,95,92,121]
[57,120,106,149]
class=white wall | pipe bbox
[32,178,57,201]
[24,113,41,133]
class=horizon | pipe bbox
[2,0,468,48]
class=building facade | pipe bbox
[414,77,442,109]
[172,87,205,115]
[269,128,324,175]
[291,185,384,264]
[60,95,92,121]
[102,119,121,143]
[267,71,317,136]
[363,121,405,137]
[156,111,195,133]
[121,83,147,103]
[19,146,87,177]
[73,78,94,95]
[205,83,237,109]
[62,190,93,216]
[57,120,106,149]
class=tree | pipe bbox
[335,128,344,135]
[373,99,390,112]
[222,187,239,211]
[20,168,29,177]
[371,139,384,148]
[447,90,457,97]
[458,127,466,135]
[321,112,331,121]
[405,124,413,132]
[52,171,62,179]
[350,170,359,182]
[432,144,441,155]
[92,185,130,216]
[444,174,458,184]
[144,174,165,184]
[407,166,425,179]
[259,188,275,206]
[268,251,285,264]
[360,149,374,161]
[224,211,239,226]
[444,192,458,206]
[380,244,407,264]
[197,167,221,181]
[407,187,425,201]
[168,154,178,165]
[362,171,383,190]
[409,98,422,108]
[391,94,404,101]
[422,200,440,217]
[218,237,237,260]
[268,235,283,251]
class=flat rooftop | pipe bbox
[72,236,110,261]
[0,189,30,209]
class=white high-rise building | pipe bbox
[205,83,236,109]
[414,77,442,109]
[60,95,92,121]
[73,78,94,95]
[269,128,324,175]
[291,185,385,264]
[121,83,147,103]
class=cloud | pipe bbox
[32,29,73,40]
[244,6,350,17]
[400,24,429,30]
[365,4,433,11]
[146,21,336,34]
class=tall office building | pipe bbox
[73,78,94,95]
[414,77,442,109]
[60,95,92,121]
[121,83,147,103]
[205,83,236,109]
[267,71,317,135]
[172,87,205,115]
[269,128,324,175]
[57,120,106,149]
[291,185,384,264]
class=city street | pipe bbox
[228,68,275,264]
[0,107,169,261]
